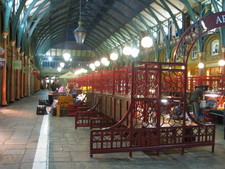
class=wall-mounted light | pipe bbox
[218,59,225,66]
[198,62,204,69]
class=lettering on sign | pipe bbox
[216,15,225,24]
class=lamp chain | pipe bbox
[79,0,82,21]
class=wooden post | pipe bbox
[1,31,8,106]
[10,40,16,102]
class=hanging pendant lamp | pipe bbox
[74,0,86,44]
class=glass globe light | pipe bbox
[63,52,71,61]
[60,62,65,68]
[101,57,108,64]
[94,60,100,67]
[123,46,132,55]
[141,36,153,48]
[110,52,118,60]
[131,47,140,58]
[57,67,62,72]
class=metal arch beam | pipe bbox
[24,3,51,53]
[32,1,133,48]
[15,0,40,47]
[3,1,13,31]
[83,2,145,43]
[34,18,118,51]
[33,10,126,51]
[116,0,159,56]
[158,0,182,38]
[11,0,27,39]
[165,0,185,14]
[30,0,146,53]
[142,5,170,60]
[180,0,197,22]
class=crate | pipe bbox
[36,105,47,115]
[39,99,50,106]
[57,96,74,108]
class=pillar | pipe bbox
[27,58,31,96]
[1,31,8,106]
[24,55,27,97]
[10,40,16,102]
[16,47,20,100]
[20,51,24,98]
[221,47,225,75]
[198,52,204,76]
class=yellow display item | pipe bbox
[81,86,92,91]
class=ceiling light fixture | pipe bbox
[74,0,86,44]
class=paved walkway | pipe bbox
[0,90,225,169]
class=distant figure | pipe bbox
[190,88,203,121]
[51,82,57,91]
[58,85,65,93]
[205,99,217,109]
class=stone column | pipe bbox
[10,40,16,102]
[1,31,8,105]
[221,47,225,75]
[16,47,21,100]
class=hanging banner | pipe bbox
[12,60,22,69]
[0,57,6,67]
[24,66,30,73]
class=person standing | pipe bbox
[190,88,203,121]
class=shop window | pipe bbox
[211,39,219,55]
[191,46,198,59]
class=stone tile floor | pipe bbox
[0,90,225,169]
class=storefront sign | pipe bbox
[12,60,22,69]
[24,66,30,73]
[203,12,225,30]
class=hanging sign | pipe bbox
[12,60,22,69]
[0,47,4,55]
[0,57,6,67]
[24,66,30,74]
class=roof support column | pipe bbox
[27,58,31,96]
[20,51,24,98]
[221,47,225,75]
[24,55,28,97]
[198,52,205,76]
[16,47,21,100]
[1,31,8,106]
[10,40,16,103]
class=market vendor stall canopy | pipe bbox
[58,71,77,84]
